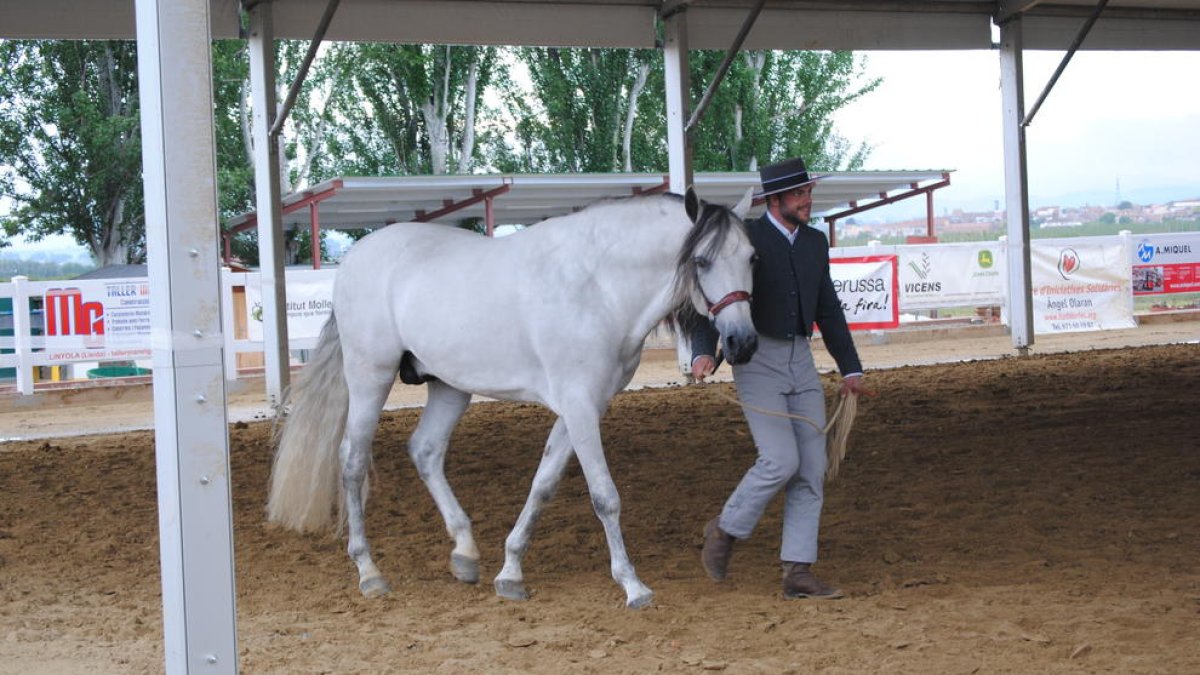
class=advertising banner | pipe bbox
[830,255,899,330]
[897,243,1005,310]
[245,269,337,342]
[1130,233,1200,295]
[1031,240,1134,333]
[41,278,153,361]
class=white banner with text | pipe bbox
[896,243,1006,310]
[830,255,900,330]
[1129,232,1200,296]
[1031,240,1135,333]
[244,269,337,342]
[40,278,153,362]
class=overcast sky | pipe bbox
[835,49,1200,221]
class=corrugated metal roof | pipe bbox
[224,170,951,232]
[7,1,1200,49]
[3,1,1200,50]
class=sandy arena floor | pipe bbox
[0,320,1197,674]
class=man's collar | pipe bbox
[765,210,798,243]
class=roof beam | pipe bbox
[660,0,693,21]
[995,0,1047,26]
[685,0,765,135]
[413,183,512,223]
[227,180,343,233]
[1022,0,1110,127]
[821,174,951,222]
[270,0,341,140]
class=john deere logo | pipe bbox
[978,250,994,269]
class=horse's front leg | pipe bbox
[342,374,395,598]
[494,418,574,601]
[561,403,653,609]
[409,380,479,583]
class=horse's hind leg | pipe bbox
[409,380,478,583]
[494,418,574,601]
[342,368,397,598]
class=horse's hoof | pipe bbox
[493,578,529,601]
[626,590,654,610]
[359,576,391,598]
[451,553,480,584]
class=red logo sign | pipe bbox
[1057,248,1080,279]
[45,287,105,348]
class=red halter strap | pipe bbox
[707,290,751,317]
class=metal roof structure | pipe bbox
[5,1,1200,49]
[224,170,951,237]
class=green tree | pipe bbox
[501,47,657,173]
[0,40,142,266]
[687,50,879,172]
[216,39,346,266]
[321,43,496,177]
[499,47,878,176]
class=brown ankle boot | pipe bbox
[701,518,735,581]
[782,562,843,600]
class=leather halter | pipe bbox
[707,290,751,317]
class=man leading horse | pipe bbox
[690,156,873,600]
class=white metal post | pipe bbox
[247,0,291,407]
[12,276,33,395]
[134,0,239,672]
[999,18,1035,353]
[663,7,693,196]
[663,7,695,375]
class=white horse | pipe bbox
[267,187,758,608]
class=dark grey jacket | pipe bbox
[691,214,863,376]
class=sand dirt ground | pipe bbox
[0,319,1197,674]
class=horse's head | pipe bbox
[675,187,758,365]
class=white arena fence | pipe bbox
[2,231,1197,396]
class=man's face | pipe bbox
[773,184,815,228]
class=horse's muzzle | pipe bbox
[724,332,758,365]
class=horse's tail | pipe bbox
[267,313,349,533]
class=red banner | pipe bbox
[1132,263,1200,295]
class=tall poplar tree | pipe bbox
[321,43,496,176]
[498,47,878,176]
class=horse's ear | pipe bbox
[684,186,700,224]
[732,187,753,219]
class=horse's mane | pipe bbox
[530,191,742,337]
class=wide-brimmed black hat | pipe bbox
[755,157,825,198]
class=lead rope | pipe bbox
[699,382,860,482]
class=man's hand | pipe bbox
[839,374,873,397]
[691,355,716,382]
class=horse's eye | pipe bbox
[693,256,710,270]
[750,253,760,265]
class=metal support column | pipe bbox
[134,0,238,671]
[999,18,1035,353]
[662,7,693,195]
[663,5,694,375]
[247,1,291,405]
[926,189,935,238]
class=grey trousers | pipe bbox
[718,335,827,563]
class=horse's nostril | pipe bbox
[725,333,758,364]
